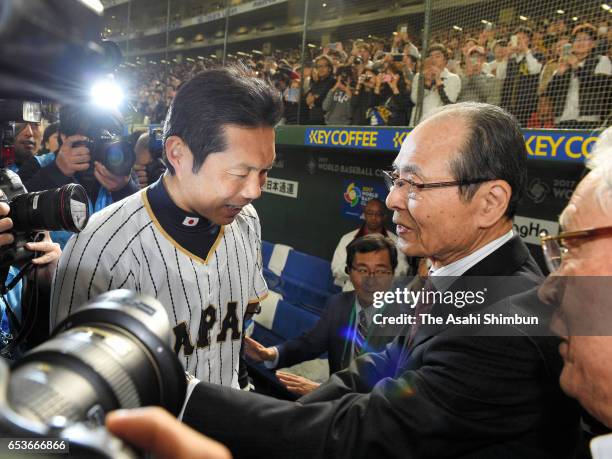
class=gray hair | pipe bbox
[587,127,612,213]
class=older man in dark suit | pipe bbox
[245,234,398,395]
[175,103,581,458]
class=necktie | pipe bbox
[354,308,368,357]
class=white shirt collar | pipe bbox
[591,433,612,459]
[429,229,515,290]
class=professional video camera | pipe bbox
[0,290,187,458]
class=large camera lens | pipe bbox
[102,140,135,177]
[6,290,186,425]
[10,183,90,233]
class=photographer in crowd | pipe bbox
[303,55,336,124]
[500,26,544,126]
[457,46,496,104]
[410,44,461,124]
[322,65,354,125]
[37,122,60,156]
[544,23,612,130]
[133,132,166,189]
[17,105,139,247]
[351,67,379,125]
[0,200,61,351]
[373,57,413,126]
[11,121,42,171]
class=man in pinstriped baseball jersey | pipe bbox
[50,66,283,389]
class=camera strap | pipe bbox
[0,263,37,358]
[0,262,32,296]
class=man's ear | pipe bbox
[475,180,512,228]
[164,136,186,173]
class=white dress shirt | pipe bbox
[429,229,514,292]
[557,55,612,123]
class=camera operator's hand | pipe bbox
[387,73,400,94]
[0,202,14,247]
[25,231,61,284]
[94,162,130,192]
[356,72,365,89]
[106,407,231,459]
[133,164,150,189]
[305,92,317,109]
[374,73,384,93]
[557,54,578,75]
[333,76,342,91]
[56,135,91,177]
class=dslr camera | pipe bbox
[336,65,354,85]
[60,104,136,178]
[0,100,91,271]
[0,290,187,459]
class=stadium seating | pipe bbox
[250,243,340,384]
[260,242,340,313]
[248,288,329,399]
[277,250,340,313]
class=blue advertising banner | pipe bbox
[304,127,600,162]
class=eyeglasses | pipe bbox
[351,267,393,278]
[539,226,612,272]
[380,169,491,200]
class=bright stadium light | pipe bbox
[453,25,463,31]
[572,16,579,21]
[78,0,104,14]
[557,9,565,14]
[90,79,124,110]
[602,4,611,11]
[519,15,528,21]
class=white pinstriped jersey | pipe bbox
[50,190,267,388]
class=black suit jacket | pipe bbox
[183,236,580,458]
[276,291,391,375]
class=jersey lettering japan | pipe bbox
[50,191,267,388]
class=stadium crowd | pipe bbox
[119,16,612,129]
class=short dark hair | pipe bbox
[427,43,449,61]
[42,122,59,145]
[345,234,398,274]
[572,23,597,41]
[315,55,333,68]
[440,102,527,219]
[513,26,533,41]
[162,65,283,174]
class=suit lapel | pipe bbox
[408,236,537,350]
